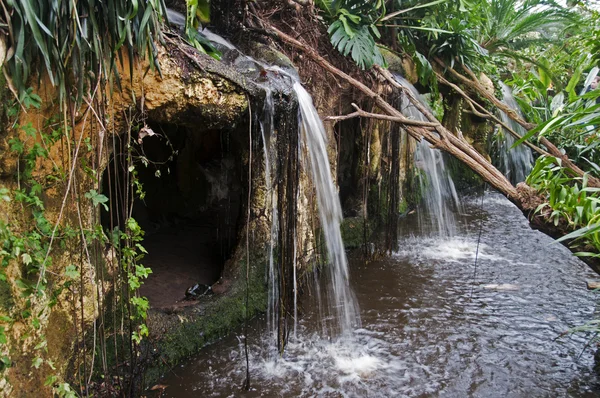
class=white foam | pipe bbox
[395,236,501,262]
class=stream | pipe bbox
[157,192,600,397]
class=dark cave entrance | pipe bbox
[101,121,246,309]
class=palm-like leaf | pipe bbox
[480,0,576,53]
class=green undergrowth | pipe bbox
[527,156,600,258]
[527,155,600,257]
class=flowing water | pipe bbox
[495,83,534,185]
[295,82,360,335]
[157,192,600,397]
[167,8,357,342]
[394,75,461,237]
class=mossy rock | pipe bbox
[340,217,371,249]
[380,48,418,84]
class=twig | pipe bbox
[325,103,438,128]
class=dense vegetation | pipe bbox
[1,0,600,395]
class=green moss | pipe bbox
[340,217,371,249]
[248,43,295,70]
[398,198,408,215]
[380,48,404,75]
[446,154,483,192]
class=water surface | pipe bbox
[157,192,600,397]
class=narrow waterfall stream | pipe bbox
[295,82,360,336]
[494,82,534,184]
[394,75,461,237]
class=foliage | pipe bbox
[316,0,387,69]
[0,0,167,106]
[527,156,600,229]
[0,96,86,394]
[184,0,221,60]
[0,92,152,395]
[511,72,600,170]
[478,0,574,54]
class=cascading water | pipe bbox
[495,82,534,184]
[394,75,461,237]
[172,11,359,339]
[294,82,360,335]
[259,89,281,345]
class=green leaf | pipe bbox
[21,253,32,266]
[85,189,109,211]
[0,326,7,345]
[64,265,80,280]
[315,0,335,16]
[329,22,384,70]
[556,223,600,243]
[44,375,58,387]
[566,66,583,102]
[32,357,43,369]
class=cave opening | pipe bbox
[101,120,247,310]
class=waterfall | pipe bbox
[260,89,281,343]
[495,82,534,184]
[394,75,461,237]
[294,82,360,336]
[166,9,359,340]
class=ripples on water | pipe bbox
[159,193,600,397]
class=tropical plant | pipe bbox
[527,156,600,228]
[184,0,221,59]
[478,0,573,54]
[315,0,387,69]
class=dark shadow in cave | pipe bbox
[101,120,246,310]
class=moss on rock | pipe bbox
[340,217,372,249]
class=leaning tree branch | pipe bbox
[435,57,600,187]
[374,65,510,183]
[265,23,519,200]
[435,72,549,157]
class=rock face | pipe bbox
[0,41,261,396]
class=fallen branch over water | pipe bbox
[264,23,519,201]
[325,104,438,128]
[435,57,600,187]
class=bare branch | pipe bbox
[325,104,438,128]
